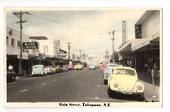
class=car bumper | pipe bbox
[31,73,44,76]
[111,89,144,95]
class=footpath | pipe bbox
[15,74,31,80]
[138,72,160,102]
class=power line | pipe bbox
[29,13,60,23]
[67,42,71,60]
[28,13,108,31]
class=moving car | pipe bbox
[7,70,16,82]
[88,64,96,70]
[103,63,118,84]
[31,65,47,76]
[107,66,144,99]
[74,64,83,70]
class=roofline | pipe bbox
[135,10,157,25]
[29,36,48,40]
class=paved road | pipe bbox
[7,68,159,102]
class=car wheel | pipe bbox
[138,93,145,101]
[104,79,108,85]
[43,72,46,76]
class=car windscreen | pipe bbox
[108,64,117,67]
[33,65,43,69]
[106,66,113,74]
[115,69,135,76]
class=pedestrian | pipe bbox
[8,64,14,71]
[144,63,149,75]
[151,62,157,77]
[151,62,157,98]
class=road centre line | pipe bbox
[20,89,29,93]
[97,85,101,87]
[41,83,46,86]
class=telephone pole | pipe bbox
[67,42,71,60]
[112,30,115,63]
[13,11,30,75]
[79,49,81,61]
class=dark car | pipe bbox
[7,70,16,82]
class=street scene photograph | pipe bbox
[5,8,162,106]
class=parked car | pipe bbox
[31,65,47,76]
[103,63,118,84]
[7,70,16,82]
[107,66,144,99]
[54,65,63,73]
[51,66,57,73]
[74,64,83,70]
[44,66,53,74]
[68,64,74,70]
[88,64,96,70]
[62,65,69,71]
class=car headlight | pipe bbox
[135,82,144,91]
[113,83,119,88]
[136,84,142,90]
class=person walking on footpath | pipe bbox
[8,64,14,71]
[151,62,157,98]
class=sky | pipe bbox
[6,8,146,62]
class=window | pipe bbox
[26,50,29,53]
[6,36,8,46]
[44,45,48,53]
[115,69,135,76]
[8,29,13,35]
[11,38,15,47]
[17,40,20,48]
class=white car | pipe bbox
[107,66,144,99]
[89,64,96,70]
[103,63,118,84]
[31,65,47,76]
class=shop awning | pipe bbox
[118,40,131,54]
[131,38,150,51]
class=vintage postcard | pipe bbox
[4,7,162,107]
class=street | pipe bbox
[7,68,160,102]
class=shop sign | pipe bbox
[23,42,38,49]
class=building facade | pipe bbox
[118,10,160,78]
[6,27,30,74]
